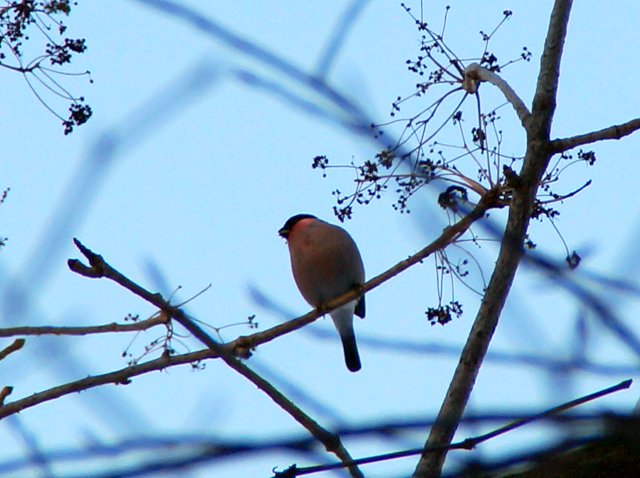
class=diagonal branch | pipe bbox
[316,0,371,77]
[460,379,631,449]
[0,349,216,420]
[291,379,632,476]
[132,0,369,128]
[0,339,25,361]
[67,239,364,478]
[550,117,640,153]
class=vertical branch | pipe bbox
[527,0,573,142]
[413,1,574,476]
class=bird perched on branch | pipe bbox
[279,214,365,372]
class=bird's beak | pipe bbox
[278,226,289,239]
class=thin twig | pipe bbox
[0,317,165,338]
[550,117,640,153]
[0,349,216,420]
[0,339,25,361]
[460,379,632,448]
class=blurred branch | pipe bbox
[528,252,640,356]
[0,317,166,337]
[1,379,629,477]
[450,431,640,478]
[316,0,371,77]
[550,117,640,153]
[415,1,575,476]
[5,415,52,477]
[132,0,374,138]
[309,328,640,376]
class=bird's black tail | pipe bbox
[341,332,361,372]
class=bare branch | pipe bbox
[0,386,11,406]
[0,349,216,420]
[463,63,531,127]
[527,0,573,142]
[460,379,631,448]
[68,239,364,477]
[539,180,591,204]
[415,2,575,476]
[0,61,39,73]
[551,117,640,153]
[0,317,165,338]
[0,338,25,361]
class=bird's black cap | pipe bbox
[278,214,316,239]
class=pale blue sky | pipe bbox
[1,1,640,477]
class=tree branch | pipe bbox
[414,2,575,476]
[550,117,640,153]
[2,376,629,475]
[463,63,531,127]
[0,386,11,406]
[459,379,631,449]
[527,0,573,141]
[0,338,25,361]
[0,349,216,420]
[0,61,40,73]
[68,239,364,478]
[0,316,166,337]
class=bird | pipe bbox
[279,214,365,372]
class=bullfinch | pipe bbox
[279,214,365,372]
